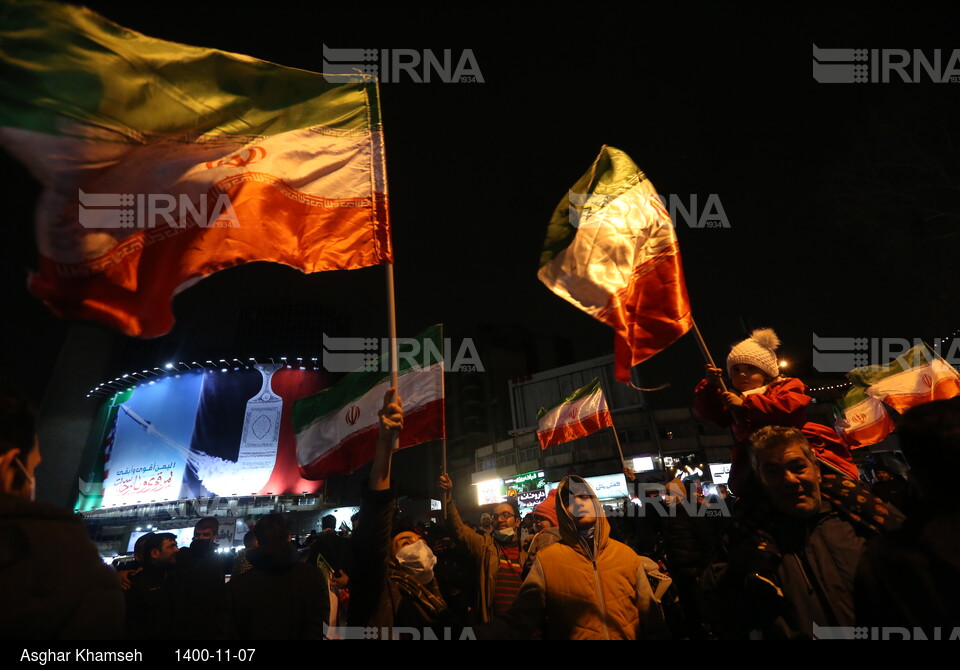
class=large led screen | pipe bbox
[86,365,328,507]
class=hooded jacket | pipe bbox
[478,476,667,640]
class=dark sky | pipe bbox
[2,2,959,405]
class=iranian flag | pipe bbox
[834,386,895,448]
[0,1,391,337]
[847,343,960,414]
[538,146,693,383]
[537,379,614,449]
[293,325,445,479]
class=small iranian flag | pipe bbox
[0,1,391,337]
[847,343,960,414]
[293,325,445,479]
[536,379,614,449]
[834,386,895,448]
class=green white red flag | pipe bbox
[847,343,960,414]
[538,146,693,383]
[293,325,445,479]
[0,1,391,337]
[834,386,895,448]
[536,378,614,449]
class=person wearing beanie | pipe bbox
[694,328,858,494]
[533,489,559,529]
[522,489,562,579]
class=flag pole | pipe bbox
[690,317,741,425]
[385,262,400,452]
[440,325,448,516]
[610,423,626,468]
[690,317,728,393]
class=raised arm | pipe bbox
[369,388,403,491]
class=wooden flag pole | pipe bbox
[689,317,741,424]
[690,317,728,393]
[610,422,627,468]
[385,262,400,452]
[440,325,448,516]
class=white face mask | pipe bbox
[493,527,516,543]
[12,456,36,502]
[395,539,437,583]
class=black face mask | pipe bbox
[190,538,216,554]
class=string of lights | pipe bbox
[85,355,323,398]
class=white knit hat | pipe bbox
[726,328,781,379]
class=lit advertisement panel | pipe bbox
[546,473,629,499]
[709,462,731,485]
[94,366,327,508]
[101,374,203,506]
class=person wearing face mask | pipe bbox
[348,389,456,636]
[438,473,528,623]
[0,387,125,639]
[477,475,668,640]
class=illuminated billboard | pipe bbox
[82,365,329,509]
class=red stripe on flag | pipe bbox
[298,398,444,479]
[609,243,693,383]
[537,409,613,449]
[31,180,391,338]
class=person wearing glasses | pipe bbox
[439,473,527,623]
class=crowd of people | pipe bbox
[1,328,959,640]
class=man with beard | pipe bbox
[125,532,181,639]
[439,473,527,623]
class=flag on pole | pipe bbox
[293,325,445,479]
[0,1,392,337]
[847,343,960,414]
[538,146,693,383]
[536,378,614,449]
[834,386,895,448]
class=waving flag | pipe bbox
[847,343,960,414]
[293,325,445,479]
[536,378,614,449]
[538,146,692,383]
[0,0,391,337]
[834,386,895,448]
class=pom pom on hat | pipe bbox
[727,328,781,380]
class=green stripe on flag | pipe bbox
[538,146,646,267]
[292,324,443,433]
[836,385,869,415]
[0,0,378,138]
[537,378,603,420]
[846,342,940,388]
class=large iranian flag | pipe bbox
[847,343,960,414]
[536,378,614,449]
[834,386,895,448]
[0,1,391,337]
[538,146,693,383]
[293,325,445,479]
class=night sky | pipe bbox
[2,3,959,407]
